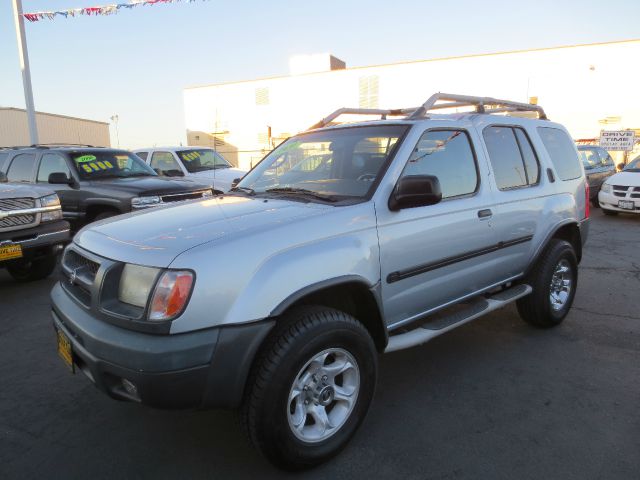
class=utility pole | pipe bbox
[12,0,38,145]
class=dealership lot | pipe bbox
[0,209,638,479]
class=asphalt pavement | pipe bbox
[1,208,639,479]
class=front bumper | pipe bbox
[598,190,640,213]
[51,282,274,409]
[0,220,70,262]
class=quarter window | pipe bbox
[402,129,478,199]
[37,154,70,183]
[6,153,36,182]
[483,126,540,190]
[537,127,582,181]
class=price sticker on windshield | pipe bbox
[75,154,97,163]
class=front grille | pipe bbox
[0,214,36,228]
[0,197,35,211]
[64,249,100,279]
[612,185,630,197]
[160,191,206,203]
[632,187,640,199]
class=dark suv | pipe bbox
[0,146,212,229]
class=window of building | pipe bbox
[537,127,582,181]
[359,75,379,109]
[6,153,36,182]
[37,154,70,183]
[402,129,478,199]
[483,126,540,190]
[255,87,269,106]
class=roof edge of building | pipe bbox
[184,37,640,91]
[0,107,109,126]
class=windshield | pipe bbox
[70,151,156,179]
[235,125,407,202]
[624,156,640,171]
[176,149,231,173]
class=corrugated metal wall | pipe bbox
[0,108,110,147]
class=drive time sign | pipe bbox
[599,130,636,151]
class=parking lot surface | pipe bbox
[1,209,639,479]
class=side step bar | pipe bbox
[385,284,532,353]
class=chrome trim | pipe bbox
[0,205,60,219]
[13,228,70,246]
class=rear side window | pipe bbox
[403,129,478,199]
[483,126,540,190]
[537,127,582,181]
[38,153,70,183]
[6,153,36,182]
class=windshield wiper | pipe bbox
[264,187,338,203]
[229,186,255,195]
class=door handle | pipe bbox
[477,209,493,219]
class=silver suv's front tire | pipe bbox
[241,307,377,470]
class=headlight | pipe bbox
[118,264,160,307]
[600,183,612,194]
[40,194,60,208]
[131,195,161,208]
[39,194,63,222]
[149,270,194,321]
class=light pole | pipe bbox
[110,115,120,148]
[12,0,38,144]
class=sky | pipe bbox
[1,0,639,148]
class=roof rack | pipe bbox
[1,143,98,150]
[309,92,547,129]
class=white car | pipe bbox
[598,155,640,215]
[134,147,246,193]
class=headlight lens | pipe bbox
[131,195,161,208]
[600,183,612,194]
[118,264,160,308]
[40,194,61,208]
[39,194,63,222]
[149,270,194,321]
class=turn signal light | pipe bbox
[149,270,194,321]
[584,182,590,219]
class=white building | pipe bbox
[184,39,640,170]
[0,108,110,148]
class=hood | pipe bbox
[88,176,210,195]
[74,195,332,266]
[607,171,640,187]
[0,182,55,200]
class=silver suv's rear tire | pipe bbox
[241,306,377,470]
[517,239,578,328]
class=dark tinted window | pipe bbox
[69,151,156,179]
[136,151,148,161]
[537,127,582,181]
[37,153,70,182]
[7,153,36,182]
[578,147,600,169]
[483,127,527,190]
[514,128,540,184]
[403,129,478,198]
[597,147,614,166]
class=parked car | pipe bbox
[0,146,213,229]
[134,147,246,193]
[0,172,69,281]
[576,145,617,205]
[597,155,640,215]
[51,94,588,469]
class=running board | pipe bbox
[385,284,532,353]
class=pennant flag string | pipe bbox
[23,0,206,22]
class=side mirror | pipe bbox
[0,171,7,183]
[389,174,442,211]
[231,178,241,188]
[48,172,73,185]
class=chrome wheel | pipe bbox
[287,348,360,443]
[549,259,573,311]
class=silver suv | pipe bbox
[51,94,589,469]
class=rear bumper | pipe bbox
[51,282,274,409]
